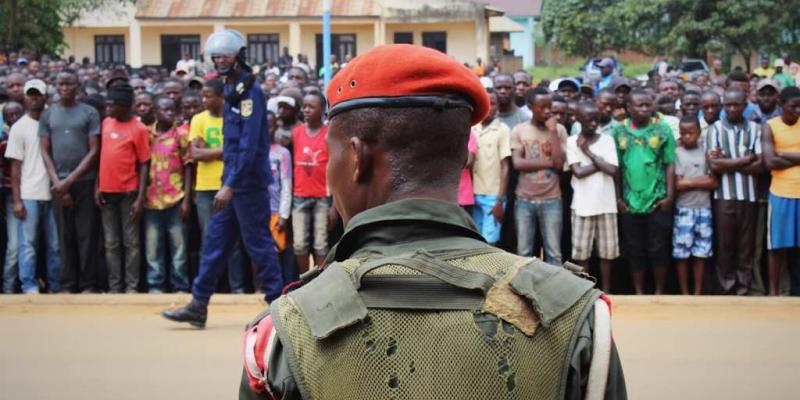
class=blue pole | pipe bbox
[323,0,332,90]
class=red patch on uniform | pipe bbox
[243,315,278,399]
[600,293,612,316]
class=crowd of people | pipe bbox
[0,48,798,296]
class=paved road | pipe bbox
[1,296,799,399]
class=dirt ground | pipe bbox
[1,296,799,400]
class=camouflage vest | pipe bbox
[270,246,599,400]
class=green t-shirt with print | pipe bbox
[612,118,676,214]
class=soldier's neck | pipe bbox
[381,187,457,207]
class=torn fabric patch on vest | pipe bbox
[482,259,540,336]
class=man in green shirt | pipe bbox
[773,59,796,89]
[613,89,676,295]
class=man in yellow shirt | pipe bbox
[472,57,485,77]
[188,78,244,293]
[762,86,800,296]
[753,55,775,78]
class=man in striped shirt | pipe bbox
[706,87,764,295]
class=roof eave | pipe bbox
[135,15,380,20]
[484,5,505,18]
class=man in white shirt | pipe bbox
[4,79,59,293]
[176,53,196,76]
[566,102,619,293]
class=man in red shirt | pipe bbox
[291,92,331,273]
[95,84,151,293]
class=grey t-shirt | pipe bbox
[38,103,100,181]
[675,146,711,208]
[497,106,532,131]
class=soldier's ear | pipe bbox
[350,136,373,184]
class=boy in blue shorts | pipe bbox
[472,90,511,245]
[673,116,718,295]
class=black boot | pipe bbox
[162,299,208,328]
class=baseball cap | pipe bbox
[596,58,615,69]
[24,79,47,95]
[175,66,189,75]
[327,44,489,125]
[774,59,786,68]
[611,77,632,91]
[556,78,580,91]
[107,83,134,106]
[756,78,781,92]
[580,82,594,96]
[105,68,129,89]
[275,95,296,108]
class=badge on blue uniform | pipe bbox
[241,99,253,117]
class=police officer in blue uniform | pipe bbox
[162,30,282,328]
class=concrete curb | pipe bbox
[606,295,800,306]
[0,294,799,306]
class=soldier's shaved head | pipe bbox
[331,106,470,192]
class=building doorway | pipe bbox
[160,35,201,70]
[315,34,356,75]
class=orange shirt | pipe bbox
[767,116,800,199]
[99,117,151,193]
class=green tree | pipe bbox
[540,0,789,70]
[0,0,115,56]
[760,0,800,60]
[609,0,715,60]
[706,0,782,71]
[539,0,626,58]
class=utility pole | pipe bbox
[322,0,332,90]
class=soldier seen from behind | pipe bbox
[239,44,626,400]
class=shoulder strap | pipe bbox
[353,249,495,293]
[359,275,485,310]
[353,250,495,311]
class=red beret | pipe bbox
[327,44,490,125]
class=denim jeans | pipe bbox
[144,205,190,292]
[18,200,60,293]
[196,191,244,293]
[515,198,563,265]
[291,197,331,256]
[100,192,141,292]
[3,192,20,293]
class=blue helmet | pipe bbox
[204,30,246,57]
